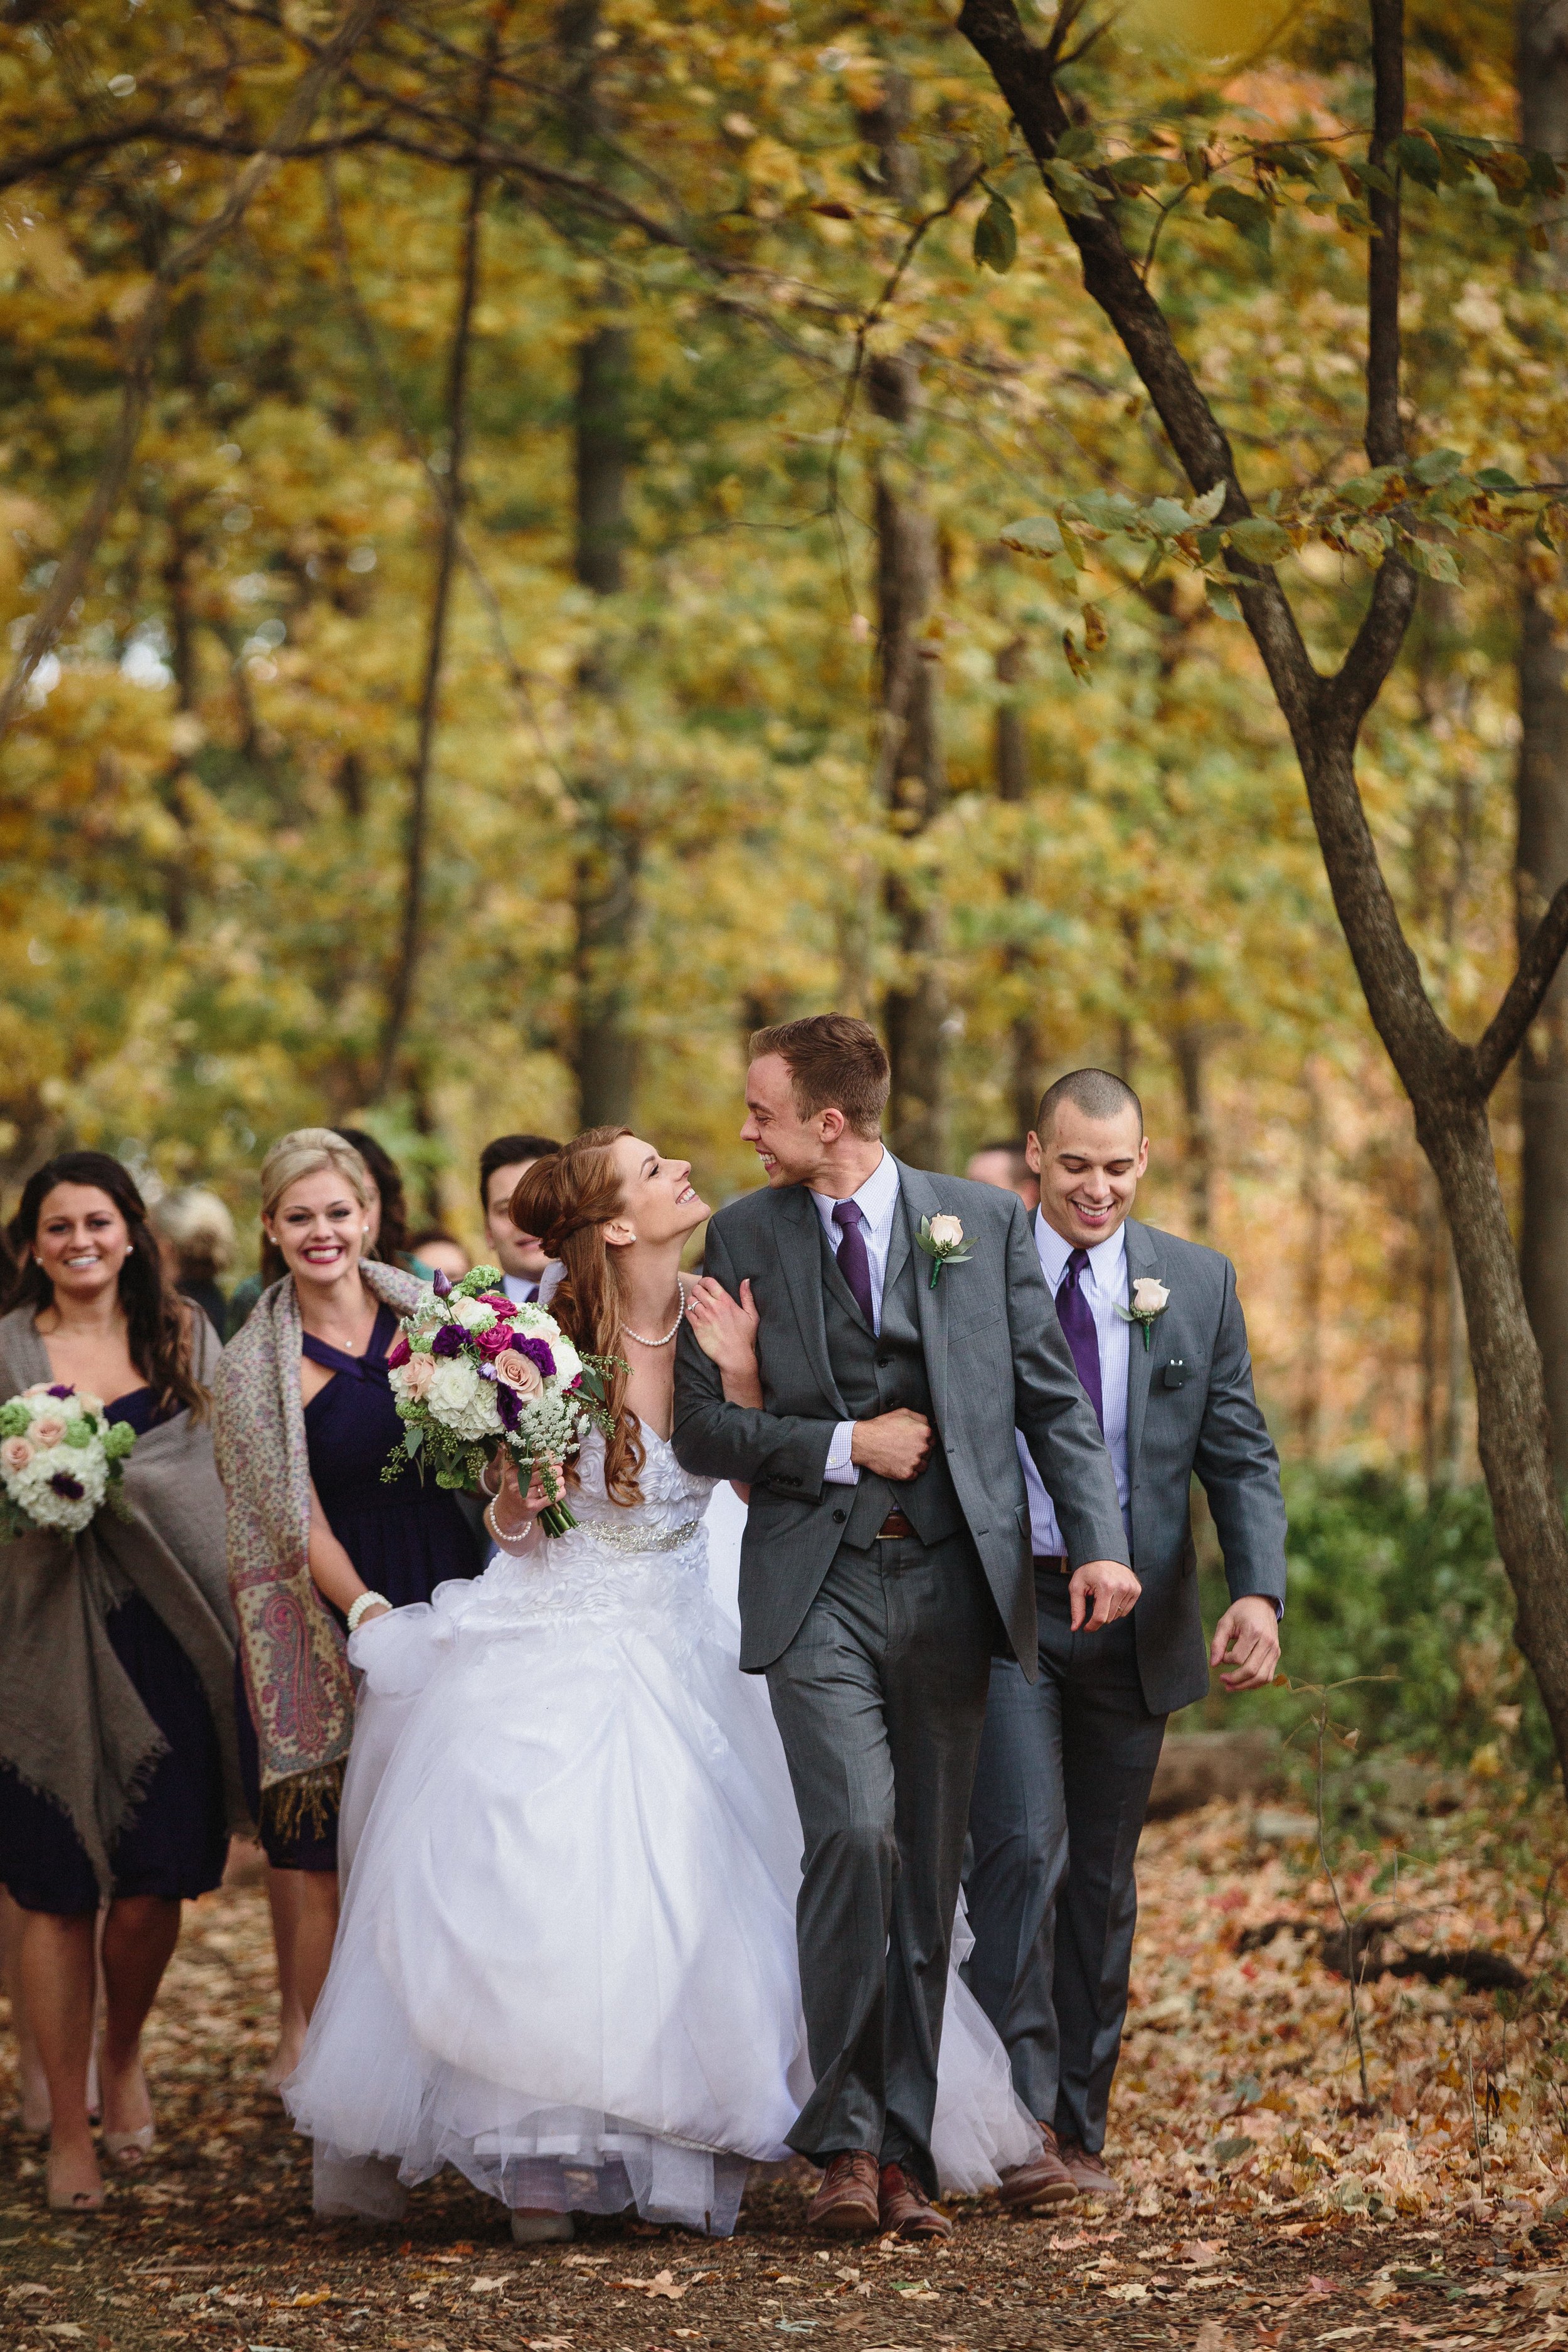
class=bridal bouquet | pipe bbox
[0,1382,137,1537]
[383,1264,618,1536]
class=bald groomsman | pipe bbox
[965,1069,1286,2203]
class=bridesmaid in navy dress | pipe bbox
[222,1130,481,2084]
[0,1153,243,2212]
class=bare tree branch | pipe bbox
[0,0,389,746]
[1475,878,1568,1096]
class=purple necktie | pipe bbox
[1056,1248,1104,1434]
[832,1200,876,1331]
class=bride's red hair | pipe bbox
[509,1127,645,1507]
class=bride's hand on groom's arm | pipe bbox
[686,1276,763,1409]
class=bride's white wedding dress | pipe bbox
[283,1430,1039,2236]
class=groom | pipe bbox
[672,1015,1131,2240]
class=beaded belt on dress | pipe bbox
[580,1518,702,1555]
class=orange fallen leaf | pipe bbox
[613,2268,687,2300]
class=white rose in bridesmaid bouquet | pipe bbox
[452,1296,497,1332]
[549,1336,583,1389]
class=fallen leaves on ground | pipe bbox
[3,1793,1568,2346]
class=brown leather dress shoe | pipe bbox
[999,2121,1079,2210]
[807,2150,881,2237]
[1057,2138,1120,2196]
[877,2161,952,2240]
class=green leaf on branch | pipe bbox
[1226,516,1293,563]
[1045,158,1103,217]
[1146,495,1199,535]
[1205,184,1273,250]
[973,191,1017,273]
[1407,539,1461,583]
[1475,467,1523,490]
[1190,482,1227,524]
[1106,153,1166,188]
[1000,514,1064,558]
[1392,132,1441,189]
[1057,125,1098,161]
[1410,447,1464,485]
[1207,583,1243,622]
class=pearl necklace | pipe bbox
[622,1276,687,1349]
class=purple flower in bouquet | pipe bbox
[432,1268,452,1298]
[48,1470,85,1500]
[47,1384,74,1400]
[515,1333,556,1379]
[386,1330,412,1369]
[432,1322,466,1359]
[494,1383,522,1433]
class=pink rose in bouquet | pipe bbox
[474,1320,517,1358]
[31,1415,68,1449]
[1,1437,33,1474]
[494,1348,544,1401]
[400,1354,436,1401]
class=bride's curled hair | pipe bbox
[509,1127,645,1506]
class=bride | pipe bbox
[283,1126,1041,2242]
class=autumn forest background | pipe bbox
[4,0,1568,1776]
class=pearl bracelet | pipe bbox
[347,1591,391,1633]
[484,1498,534,1557]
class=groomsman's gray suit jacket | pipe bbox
[672,1162,1129,1678]
[1114,1217,1288,1715]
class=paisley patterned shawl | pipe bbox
[211,1260,423,1830]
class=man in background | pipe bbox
[966,1140,1039,1214]
[966,1069,1285,2205]
[479,1133,561,1305]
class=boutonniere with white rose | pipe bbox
[1116,1276,1171,1350]
[914,1213,973,1291]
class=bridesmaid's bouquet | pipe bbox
[0,1382,136,1537]
[383,1264,619,1536]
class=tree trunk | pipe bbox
[1515,0,1568,1475]
[871,351,950,1169]
[570,318,640,1129]
[1169,987,1212,1241]
[995,635,1042,1138]
[958,0,1568,1774]
[375,26,495,1096]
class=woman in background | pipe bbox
[213,1130,482,2084]
[150,1187,235,1337]
[0,1153,245,2211]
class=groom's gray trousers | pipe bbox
[963,1568,1167,2153]
[765,1525,997,2198]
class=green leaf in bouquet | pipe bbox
[0,1399,29,1438]
[405,1425,423,1456]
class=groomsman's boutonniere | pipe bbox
[1116,1276,1171,1350]
[915,1214,973,1290]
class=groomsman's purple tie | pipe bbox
[1056,1248,1104,1433]
[832,1200,877,1330]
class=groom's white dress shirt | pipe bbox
[502,1272,541,1307]
[1017,1214,1132,1556]
[808,1147,901,1488]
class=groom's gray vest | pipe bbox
[818,1209,965,1552]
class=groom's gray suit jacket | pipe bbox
[1113,1217,1288,1715]
[672,1162,1128,1678]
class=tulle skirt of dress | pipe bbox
[283,1485,1040,2235]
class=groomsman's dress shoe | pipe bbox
[999,2122,1079,2210]
[1057,2139,1120,2196]
[877,2161,952,2241]
[511,2208,573,2243]
[807,2151,881,2236]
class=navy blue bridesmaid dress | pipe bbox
[237,1300,482,1870]
[0,1388,229,1915]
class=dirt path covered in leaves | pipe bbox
[6,1798,1568,2349]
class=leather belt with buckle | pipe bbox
[877,1508,918,1540]
[1033,1552,1071,1576]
